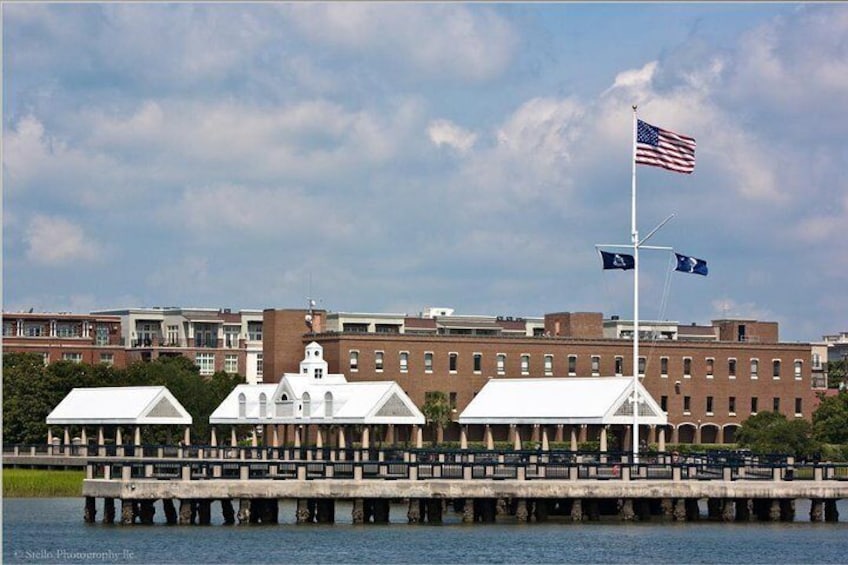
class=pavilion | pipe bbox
[45,386,193,455]
[458,377,668,452]
[209,342,426,448]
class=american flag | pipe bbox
[635,119,696,174]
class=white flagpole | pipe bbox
[631,105,640,464]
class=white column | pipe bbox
[600,426,608,452]
[294,426,302,448]
[210,427,218,447]
[316,427,324,449]
[460,426,468,450]
[134,426,141,446]
[251,428,258,447]
[541,427,549,451]
[658,427,666,452]
[230,427,238,447]
[570,427,578,451]
[512,425,522,451]
[183,426,191,446]
[338,427,347,449]
[485,425,494,450]
[361,426,370,450]
[415,425,423,449]
[271,426,279,448]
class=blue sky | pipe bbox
[4,3,847,342]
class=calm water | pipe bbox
[4,498,848,564]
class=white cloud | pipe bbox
[168,183,357,240]
[24,215,102,265]
[285,4,518,81]
[427,119,477,153]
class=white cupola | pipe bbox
[300,341,328,380]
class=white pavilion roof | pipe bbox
[458,377,667,425]
[209,342,424,425]
[46,386,193,425]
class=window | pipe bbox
[773,360,781,379]
[99,353,114,367]
[3,321,13,336]
[224,326,240,348]
[259,393,267,418]
[325,392,333,417]
[683,357,692,378]
[196,353,214,376]
[194,323,216,348]
[56,323,77,338]
[449,352,458,373]
[238,393,246,418]
[660,395,668,412]
[521,354,530,375]
[660,357,668,377]
[225,354,238,374]
[25,323,44,337]
[302,392,311,417]
[400,352,409,373]
[95,324,110,346]
[729,396,736,415]
[375,324,400,334]
[773,397,780,412]
[497,354,506,375]
[795,398,803,416]
[473,353,482,373]
[167,325,179,345]
[751,397,758,415]
[591,356,600,376]
[750,359,759,379]
[247,321,263,341]
[794,360,802,380]
[62,352,82,364]
[813,352,822,369]
[376,351,384,372]
[706,358,714,378]
[568,355,577,375]
[706,396,714,415]
[314,367,323,379]
[349,350,359,372]
[449,392,457,411]
[424,352,433,373]
[343,323,369,333]
[638,356,646,377]
[256,354,263,381]
[683,396,691,414]
[728,358,737,379]
[544,354,553,376]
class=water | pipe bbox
[4,498,848,564]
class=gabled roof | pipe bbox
[458,377,667,425]
[46,386,193,425]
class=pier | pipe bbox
[51,446,848,525]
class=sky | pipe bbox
[3,3,847,343]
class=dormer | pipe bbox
[300,341,328,380]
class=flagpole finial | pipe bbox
[632,104,638,111]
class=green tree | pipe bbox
[827,360,848,389]
[736,410,818,458]
[421,391,451,446]
[812,391,848,444]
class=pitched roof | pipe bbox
[46,386,193,425]
[458,377,667,425]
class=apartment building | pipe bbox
[2,312,127,367]
[92,307,265,383]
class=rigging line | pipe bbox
[644,251,677,375]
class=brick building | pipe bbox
[2,312,127,367]
[262,308,824,447]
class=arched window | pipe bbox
[302,392,311,418]
[259,393,267,418]
[238,393,246,418]
[324,392,333,418]
[280,393,288,401]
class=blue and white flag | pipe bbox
[600,250,635,271]
[675,253,708,276]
